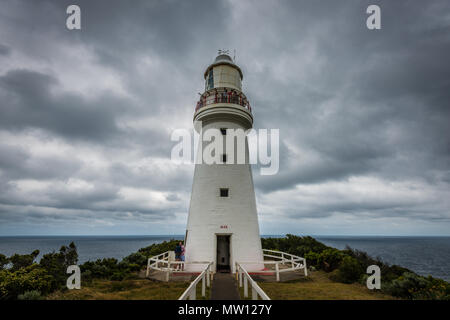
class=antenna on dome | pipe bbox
[218,49,230,55]
[233,49,236,61]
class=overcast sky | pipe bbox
[0,0,449,236]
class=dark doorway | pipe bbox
[216,235,231,272]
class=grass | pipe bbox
[256,271,395,300]
[47,273,211,300]
[195,278,211,300]
[46,278,191,300]
[47,271,392,300]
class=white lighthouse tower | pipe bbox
[184,53,264,273]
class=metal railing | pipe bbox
[178,262,213,300]
[195,88,252,113]
[235,262,270,300]
[238,249,308,282]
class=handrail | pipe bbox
[178,262,213,300]
[236,262,270,300]
[146,251,172,277]
[195,88,252,113]
[237,249,308,281]
[146,251,213,282]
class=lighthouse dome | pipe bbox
[214,54,233,63]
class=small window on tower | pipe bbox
[222,154,227,163]
[207,69,214,90]
[220,128,227,135]
[220,188,229,197]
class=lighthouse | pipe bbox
[184,53,264,273]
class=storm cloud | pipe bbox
[0,0,449,235]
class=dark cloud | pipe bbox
[0,69,124,141]
[0,43,11,56]
[0,143,81,180]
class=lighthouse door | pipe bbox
[216,235,231,272]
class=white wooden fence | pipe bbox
[178,262,213,300]
[147,249,306,300]
[238,249,308,281]
[235,262,270,300]
[146,251,211,282]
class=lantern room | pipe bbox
[203,54,243,91]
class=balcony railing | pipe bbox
[195,88,252,113]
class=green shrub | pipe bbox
[0,265,53,300]
[124,263,141,272]
[319,248,345,272]
[304,248,345,272]
[110,272,126,281]
[39,242,78,290]
[383,272,450,300]
[0,254,8,270]
[122,252,147,267]
[304,251,320,268]
[382,264,411,282]
[80,258,119,279]
[262,235,329,258]
[343,246,410,283]
[17,290,43,300]
[137,240,181,259]
[81,270,93,284]
[8,250,40,271]
[334,256,364,283]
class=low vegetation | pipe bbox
[258,271,393,300]
[262,234,450,300]
[46,279,188,300]
[1,236,448,300]
[0,239,180,300]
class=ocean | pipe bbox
[0,235,449,281]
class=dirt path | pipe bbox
[210,273,240,300]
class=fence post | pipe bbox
[146,259,150,277]
[206,265,211,287]
[244,276,248,298]
[202,274,206,297]
[252,286,257,300]
[275,263,280,282]
[239,267,243,288]
[304,260,308,277]
[166,269,170,282]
